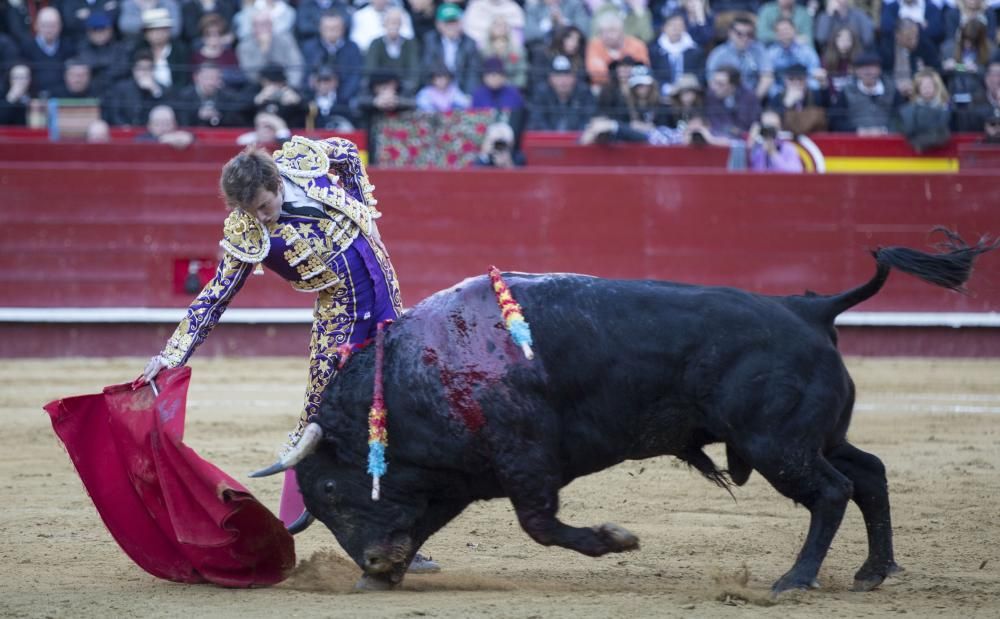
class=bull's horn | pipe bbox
[249,422,323,478]
[286,510,315,535]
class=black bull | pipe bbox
[283,231,996,593]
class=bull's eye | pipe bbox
[323,480,336,494]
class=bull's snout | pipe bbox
[360,533,413,579]
[362,548,395,574]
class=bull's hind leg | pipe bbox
[828,442,902,591]
[751,452,853,594]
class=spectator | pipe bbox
[941,18,995,131]
[941,17,996,73]
[943,0,997,44]
[20,6,76,97]
[76,11,132,93]
[137,7,191,90]
[663,72,704,126]
[181,0,239,42]
[174,62,249,126]
[523,0,592,52]
[103,49,171,125]
[821,26,863,95]
[471,56,526,114]
[830,51,902,134]
[768,63,829,134]
[236,109,291,145]
[60,0,122,47]
[969,56,1000,131]
[189,13,244,88]
[585,12,650,87]
[474,121,525,167]
[880,18,942,100]
[351,0,415,54]
[421,3,483,96]
[233,0,295,41]
[3,0,37,49]
[704,64,760,136]
[415,63,471,112]
[305,64,357,129]
[981,110,1000,144]
[405,0,439,45]
[484,17,529,89]
[706,16,774,100]
[529,25,588,95]
[118,0,182,40]
[463,0,526,52]
[237,9,304,89]
[363,7,421,96]
[527,53,597,130]
[766,18,821,95]
[579,108,724,146]
[595,55,638,121]
[589,0,654,42]
[623,63,669,128]
[747,109,803,172]
[252,63,307,127]
[678,0,715,49]
[0,33,18,72]
[648,11,705,99]
[294,0,346,43]
[51,57,96,97]
[756,0,813,47]
[85,118,111,141]
[0,63,31,125]
[353,71,416,163]
[815,0,875,51]
[135,103,194,147]
[880,0,948,47]
[302,11,362,101]
[898,67,951,152]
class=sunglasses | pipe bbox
[733,29,753,37]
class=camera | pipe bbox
[760,125,778,140]
[689,130,708,146]
[492,140,509,152]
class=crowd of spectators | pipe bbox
[1,0,1000,158]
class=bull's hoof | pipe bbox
[771,572,820,596]
[596,523,640,553]
[354,574,399,592]
[851,561,904,592]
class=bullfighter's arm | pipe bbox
[299,283,356,425]
[159,253,254,368]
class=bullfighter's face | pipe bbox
[297,447,428,588]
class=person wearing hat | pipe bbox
[76,11,132,92]
[527,53,596,131]
[136,7,191,90]
[767,62,830,135]
[648,11,705,99]
[252,63,307,128]
[471,55,525,115]
[60,0,121,47]
[421,3,483,95]
[305,64,357,130]
[829,49,902,134]
[118,0,182,40]
[664,72,704,126]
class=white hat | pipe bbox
[142,8,173,30]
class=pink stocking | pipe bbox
[278,468,306,527]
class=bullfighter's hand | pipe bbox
[142,355,169,383]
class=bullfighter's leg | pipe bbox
[498,464,639,557]
[751,451,853,594]
[828,442,902,591]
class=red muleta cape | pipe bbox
[43,367,295,587]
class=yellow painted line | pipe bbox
[824,157,958,173]
[793,143,816,172]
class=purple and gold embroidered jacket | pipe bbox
[159,136,403,420]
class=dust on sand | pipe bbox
[1,357,998,618]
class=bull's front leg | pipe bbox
[500,466,640,557]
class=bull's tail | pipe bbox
[819,228,999,321]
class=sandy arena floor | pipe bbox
[1,357,998,618]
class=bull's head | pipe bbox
[251,422,438,589]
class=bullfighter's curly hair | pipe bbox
[219,146,282,210]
